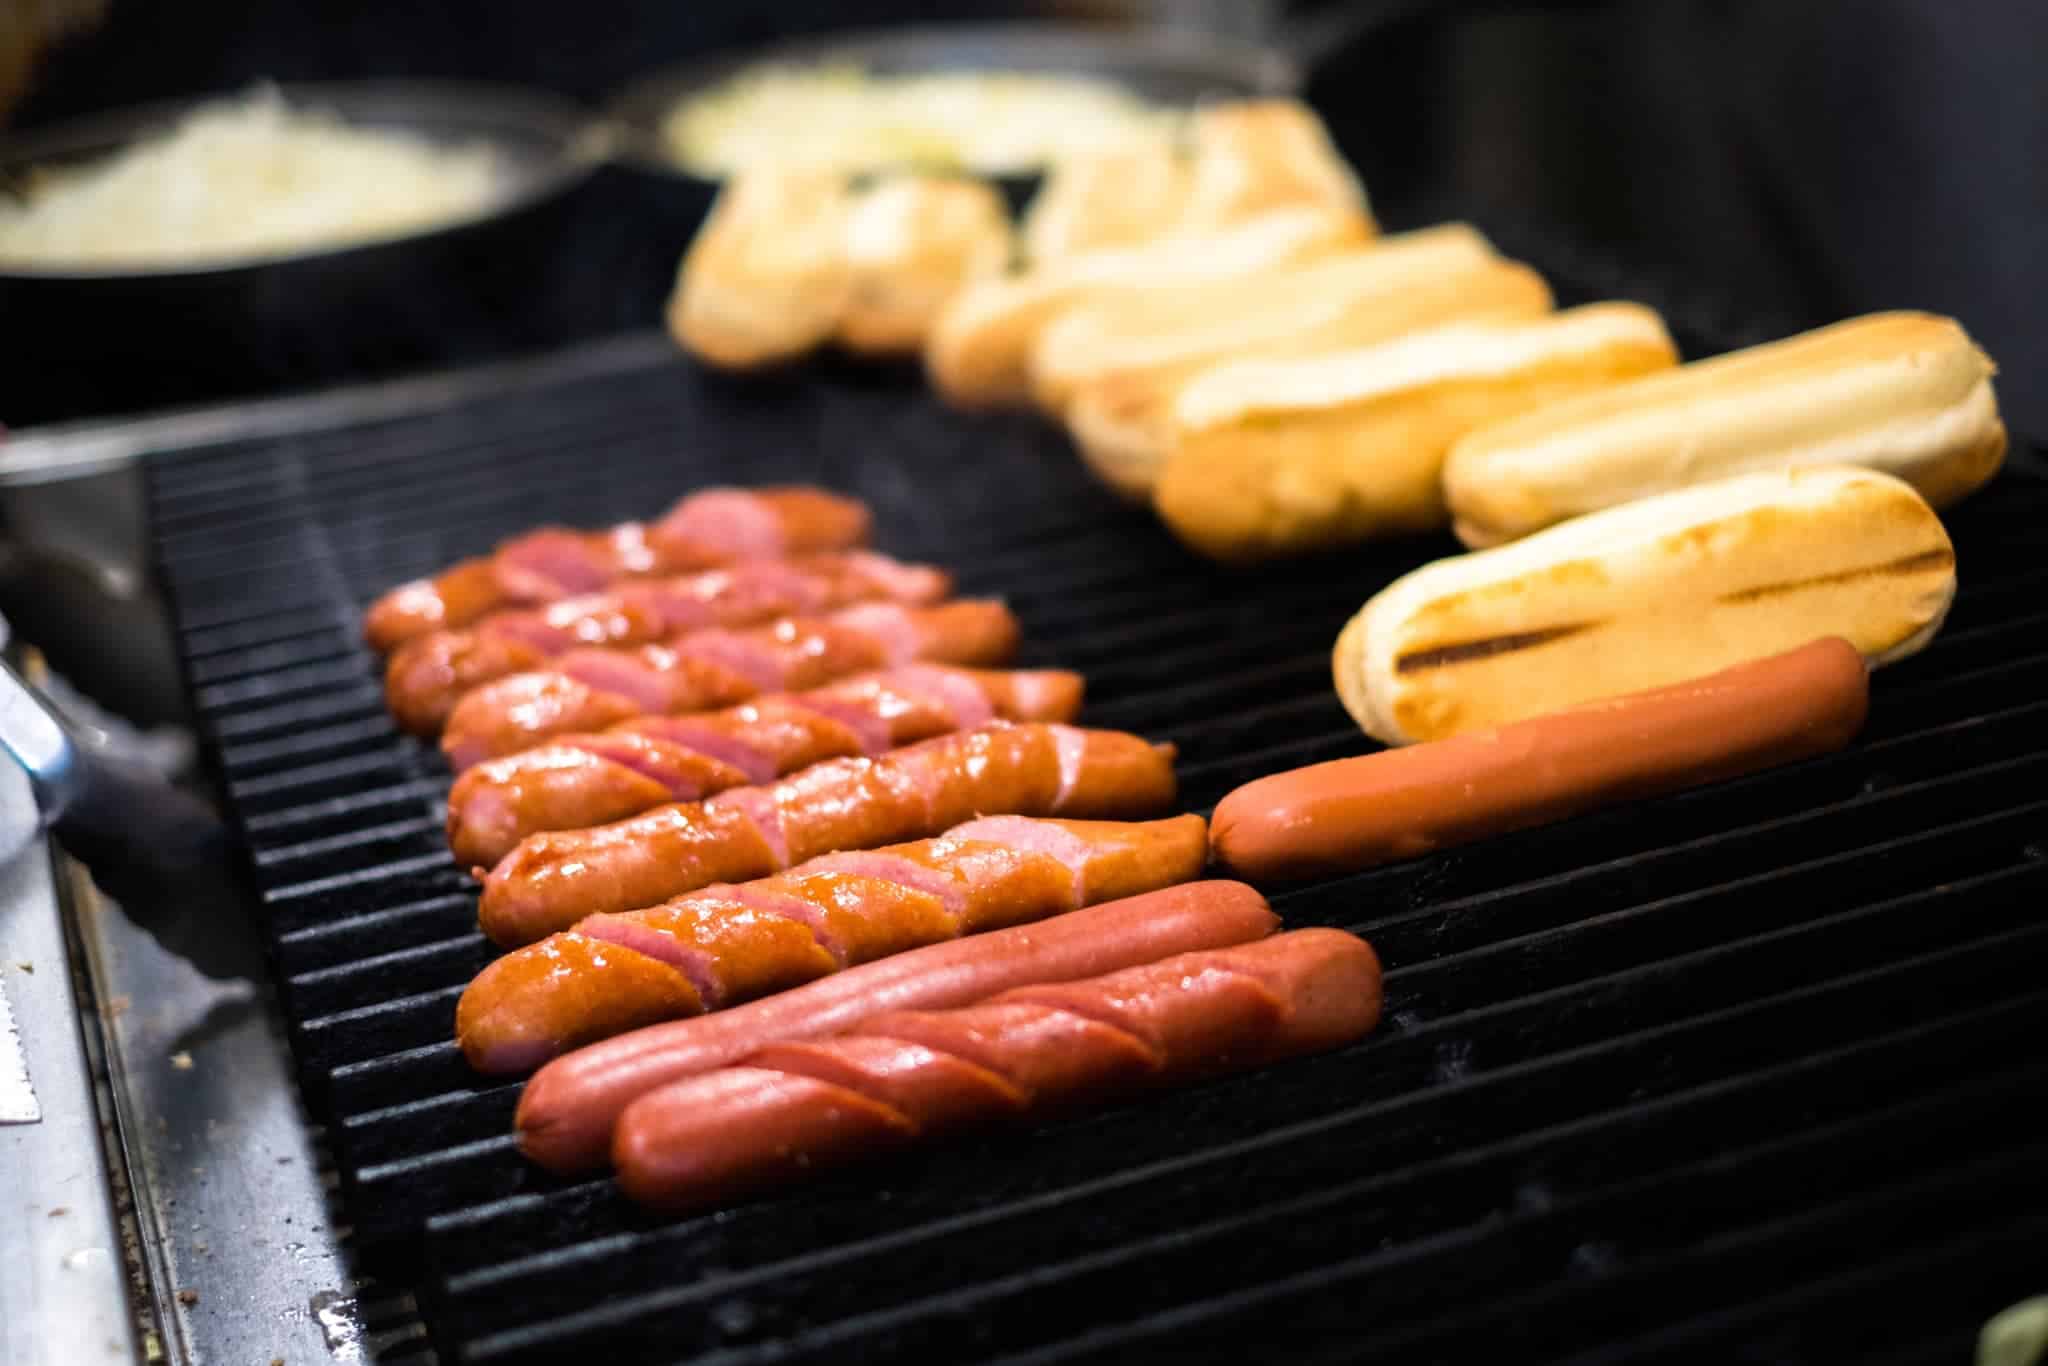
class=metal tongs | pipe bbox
[0,655,227,903]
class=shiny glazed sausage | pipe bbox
[514,881,1277,1173]
[1212,637,1870,881]
[439,599,1021,769]
[445,666,1085,868]
[384,552,951,734]
[476,723,1178,946]
[363,487,871,651]
[457,814,1211,1075]
[609,928,1381,1213]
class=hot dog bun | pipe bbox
[1444,312,2007,547]
[1152,302,1678,563]
[1020,98,1369,265]
[1171,99,1370,230]
[835,175,1015,356]
[927,205,1373,410]
[1053,244,1554,500]
[1031,223,1514,413]
[1335,465,1956,745]
[1020,130,1191,263]
[668,167,854,371]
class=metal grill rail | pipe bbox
[149,272,2048,1363]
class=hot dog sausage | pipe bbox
[446,666,1086,868]
[609,928,1381,1213]
[1213,637,1870,882]
[458,813,1212,1075]
[384,552,952,734]
[476,723,1178,945]
[439,600,1021,769]
[515,881,1277,1173]
[363,487,871,651]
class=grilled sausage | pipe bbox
[447,666,1086,868]
[610,928,1381,1213]
[476,723,1179,946]
[440,600,1021,769]
[515,881,1278,1173]
[1214,638,1870,882]
[363,487,871,652]
[458,813,1212,1074]
[384,553,952,735]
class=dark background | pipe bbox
[8,0,2043,434]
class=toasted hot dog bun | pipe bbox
[1336,465,1955,746]
[836,176,1015,356]
[1020,99,1369,265]
[1055,248,1555,500]
[1031,223,1510,414]
[1172,99,1370,230]
[668,167,854,370]
[927,205,1373,410]
[1444,312,2007,547]
[1215,638,1869,882]
[1021,130,1190,263]
[1152,302,1678,563]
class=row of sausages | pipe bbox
[513,876,1377,1214]
[455,635,1869,1069]
[363,485,1876,1216]
[370,488,1340,1213]
[446,664,1085,867]
[483,634,1868,1212]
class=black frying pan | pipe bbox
[599,16,1378,236]
[0,81,598,427]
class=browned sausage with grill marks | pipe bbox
[476,722,1178,946]
[609,928,1381,1213]
[457,814,1211,1075]
[446,666,1085,868]
[440,600,1021,769]
[384,552,950,734]
[515,881,1277,1173]
[363,487,871,651]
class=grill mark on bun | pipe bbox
[1718,548,1956,604]
[1393,622,1598,674]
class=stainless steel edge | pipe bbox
[0,328,676,487]
[60,853,433,1365]
[0,762,144,1366]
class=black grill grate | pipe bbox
[148,242,2048,1363]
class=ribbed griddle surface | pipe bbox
[150,258,2048,1364]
